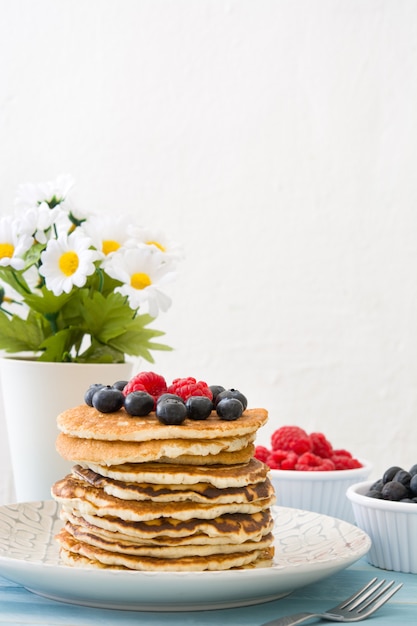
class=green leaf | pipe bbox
[23,242,45,269]
[105,319,172,362]
[38,327,84,362]
[24,287,74,316]
[77,291,137,342]
[0,309,48,353]
[76,340,125,364]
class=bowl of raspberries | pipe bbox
[255,426,372,523]
[346,464,417,573]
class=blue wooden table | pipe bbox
[0,558,415,626]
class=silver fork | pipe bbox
[260,578,403,625]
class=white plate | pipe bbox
[0,501,370,611]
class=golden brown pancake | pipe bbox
[60,547,274,570]
[56,433,255,465]
[80,457,269,487]
[51,475,275,522]
[61,522,275,558]
[57,406,268,442]
[56,529,274,571]
[72,465,275,505]
[60,508,275,543]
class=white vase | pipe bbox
[0,358,133,503]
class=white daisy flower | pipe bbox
[14,174,75,210]
[126,226,184,261]
[81,214,132,258]
[39,231,100,295]
[0,216,34,270]
[103,247,175,317]
[15,201,69,244]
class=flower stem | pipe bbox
[11,270,31,295]
[0,305,13,317]
[95,267,104,293]
[44,312,58,334]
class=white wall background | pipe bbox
[1,0,416,503]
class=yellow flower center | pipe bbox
[130,272,152,290]
[102,239,121,255]
[146,240,166,253]
[59,251,79,276]
[0,243,15,259]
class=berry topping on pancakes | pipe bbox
[83,372,250,423]
[123,372,168,400]
[167,377,213,402]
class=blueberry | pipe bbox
[92,386,125,413]
[393,469,411,488]
[84,383,105,406]
[365,489,384,499]
[216,397,244,421]
[156,398,187,425]
[209,385,225,403]
[124,391,154,416]
[215,389,247,411]
[186,396,213,420]
[156,393,185,405]
[409,474,417,496]
[382,466,403,484]
[112,380,128,392]
[369,478,383,493]
[381,480,409,501]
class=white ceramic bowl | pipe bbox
[269,460,372,523]
[347,480,417,573]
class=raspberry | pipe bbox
[280,451,298,470]
[260,425,361,472]
[309,432,333,458]
[267,450,288,470]
[267,449,298,470]
[331,454,362,470]
[271,426,312,455]
[123,372,167,402]
[295,452,336,471]
[332,449,352,458]
[168,377,213,402]
[254,445,270,464]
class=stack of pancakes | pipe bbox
[51,404,276,571]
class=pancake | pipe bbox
[51,475,275,522]
[56,529,274,571]
[61,508,275,543]
[82,457,269,487]
[60,547,274,571]
[61,522,275,559]
[72,465,275,504]
[56,433,255,465]
[57,406,268,442]
[52,382,273,572]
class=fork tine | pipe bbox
[331,577,379,610]
[350,580,394,612]
[343,578,388,611]
[357,582,403,617]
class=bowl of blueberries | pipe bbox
[346,463,417,573]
